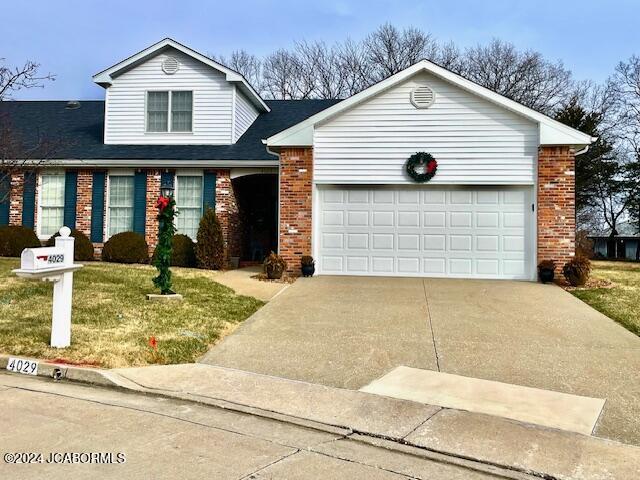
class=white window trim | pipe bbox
[105,169,135,241]
[174,169,203,240]
[145,90,193,134]
[37,170,65,240]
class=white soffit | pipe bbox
[266,60,595,148]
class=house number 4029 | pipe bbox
[48,254,64,264]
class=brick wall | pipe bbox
[537,146,576,272]
[214,169,242,264]
[278,147,313,274]
[145,169,161,253]
[76,170,93,236]
[9,172,24,226]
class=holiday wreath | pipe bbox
[405,152,438,182]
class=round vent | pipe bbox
[162,56,180,75]
[410,85,435,109]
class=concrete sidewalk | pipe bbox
[213,266,289,301]
[104,363,639,480]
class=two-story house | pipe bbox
[1,38,593,279]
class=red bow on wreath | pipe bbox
[156,196,170,211]
[427,159,438,173]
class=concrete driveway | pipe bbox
[201,276,640,446]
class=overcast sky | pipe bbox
[4,0,639,100]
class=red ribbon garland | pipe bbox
[156,196,170,211]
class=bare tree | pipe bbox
[212,50,263,94]
[262,49,315,100]
[295,41,347,99]
[363,23,438,82]
[0,59,54,100]
[460,39,572,114]
[1,60,56,203]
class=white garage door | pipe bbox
[317,186,533,279]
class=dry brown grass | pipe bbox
[0,258,263,367]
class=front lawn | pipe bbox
[570,260,640,336]
[0,258,263,367]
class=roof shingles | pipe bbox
[0,99,339,161]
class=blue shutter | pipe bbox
[133,171,147,235]
[22,172,36,228]
[0,175,9,226]
[63,170,78,229]
[91,171,106,242]
[203,171,216,212]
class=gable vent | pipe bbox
[162,56,180,75]
[410,85,435,109]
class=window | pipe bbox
[40,173,65,237]
[108,175,134,237]
[171,91,193,132]
[147,91,169,132]
[146,91,192,132]
[175,175,203,239]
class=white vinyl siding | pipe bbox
[313,71,538,185]
[39,174,65,237]
[175,175,203,239]
[105,48,233,144]
[108,176,135,236]
[233,88,259,142]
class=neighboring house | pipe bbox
[590,222,640,260]
[0,38,593,280]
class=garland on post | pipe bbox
[153,195,178,295]
[405,152,438,183]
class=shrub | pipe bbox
[0,225,41,257]
[537,259,556,271]
[102,231,149,264]
[46,228,94,261]
[151,234,196,267]
[264,251,287,279]
[576,230,595,258]
[562,256,591,287]
[195,208,225,269]
[301,255,315,267]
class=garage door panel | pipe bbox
[318,186,531,279]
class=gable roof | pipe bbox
[93,38,269,113]
[0,99,340,165]
[267,59,596,149]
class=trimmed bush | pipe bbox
[563,256,591,287]
[102,231,149,264]
[195,207,225,270]
[151,234,196,267]
[0,225,41,257]
[46,228,94,261]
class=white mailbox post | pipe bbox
[12,227,83,348]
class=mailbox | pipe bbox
[12,227,83,348]
[19,247,69,273]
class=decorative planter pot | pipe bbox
[265,264,285,279]
[538,268,555,284]
[301,264,315,277]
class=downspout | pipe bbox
[264,141,281,255]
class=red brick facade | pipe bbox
[145,169,161,252]
[278,147,313,273]
[76,170,93,236]
[214,169,242,264]
[9,172,24,226]
[537,146,576,272]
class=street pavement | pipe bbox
[0,373,527,480]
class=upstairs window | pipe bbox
[146,91,192,132]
